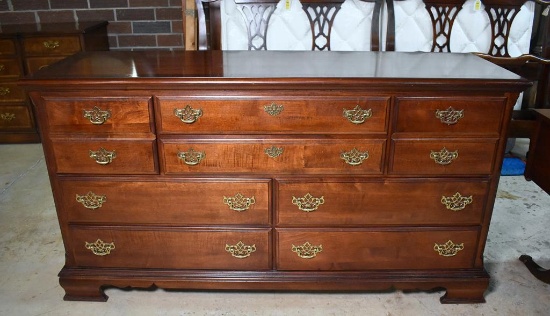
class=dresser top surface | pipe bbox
[21,50,530,90]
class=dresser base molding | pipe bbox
[59,267,489,304]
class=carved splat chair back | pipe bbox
[196,0,384,50]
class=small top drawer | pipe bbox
[22,36,82,56]
[0,58,22,78]
[40,95,154,134]
[157,96,390,134]
[394,97,507,136]
[0,39,16,55]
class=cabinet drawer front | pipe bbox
[42,96,153,134]
[51,139,157,174]
[0,83,26,102]
[161,138,385,175]
[390,139,498,175]
[69,227,271,270]
[0,58,22,78]
[276,179,489,226]
[277,229,479,270]
[0,105,34,130]
[23,36,81,55]
[157,96,389,134]
[394,97,506,136]
[25,56,66,74]
[0,39,16,55]
[59,179,270,225]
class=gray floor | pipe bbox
[0,142,549,316]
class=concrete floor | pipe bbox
[0,142,549,315]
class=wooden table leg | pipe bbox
[519,255,550,284]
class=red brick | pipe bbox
[37,10,76,24]
[108,21,132,34]
[156,8,182,20]
[0,12,38,24]
[172,21,183,33]
[129,0,169,7]
[108,35,119,48]
[76,9,115,22]
[90,0,128,8]
[118,34,157,47]
[116,8,155,21]
[12,0,49,11]
[170,0,183,7]
[50,0,89,9]
[157,34,183,47]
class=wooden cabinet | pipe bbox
[0,22,108,143]
[22,50,529,304]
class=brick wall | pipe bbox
[0,0,184,50]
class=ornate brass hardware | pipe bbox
[223,193,256,212]
[434,240,464,257]
[264,146,284,158]
[225,241,256,258]
[83,106,111,125]
[76,191,107,210]
[264,103,284,116]
[177,148,205,165]
[89,147,116,165]
[43,40,60,49]
[341,148,369,166]
[85,239,115,256]
[0,64,5,72]
[441,192,473,211]
[435,107,464,125]
[292,193,325,212]
[174,105,202,124]
[0,87,10,96]
[292,242,323,259]
[430,147,458,165]
[1,113,15,121]
[343,105,372,124]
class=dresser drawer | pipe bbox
[40,95,154,134]
[0,82,26,102]
[22,36,81,56]
[0,105,34,130]
[390,139,498,175]
[276,229,479,270]
[68,227,271,270]
[25,56,66,74]
[59,179,270,225]
[0,39,16,55]
[394,97,506,136]
[161,138,385,175]
[276,179,489,226]
[156,96,389,134]
[0,58,22,78]
[51,138,157,174]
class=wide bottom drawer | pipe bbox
[276,229,479,270]
[68,227,271,270]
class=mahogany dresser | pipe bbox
[21,50,530,303]
[0,21,108,143]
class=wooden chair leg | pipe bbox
[519,255,550,284]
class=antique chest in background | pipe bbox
[21,50,529,303]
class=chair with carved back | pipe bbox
[195,0,385,51]
[385,0,550,138]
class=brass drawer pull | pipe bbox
[264,102,284,116]
[223,193,256,211]
[435,106,464,125]
[430,147,458,165]
[43,40,60,49]
[83,106,111,125]
[89,147,116,165]
[441,192,473,211]
[1,113,15,121]
[292,242,323,259]
[264,146,284,158]
[434,240,464,257]
[343,105,372,124]
[177,148,205,165]
[85,239,115,256]
[0,87,10,96]
[0,64,5,72]
[174,105,202,124]
[341,148,369,166]
[76,191,107,210]
[292,193,324,212]
[225,241,256,258]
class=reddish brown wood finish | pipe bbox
[21,50,529,303]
